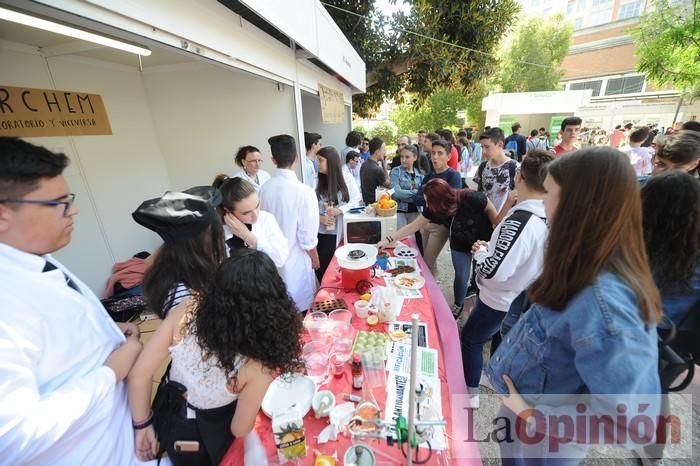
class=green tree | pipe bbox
[368,121,398,143]
[352,124,368,136]
[498,14,573,93]
[390,89,467,134]
[631,0,700,96]
[323,0,519,116]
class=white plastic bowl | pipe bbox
[334,243,378,270]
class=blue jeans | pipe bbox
[461,297,506,388]
[450,249,472,307]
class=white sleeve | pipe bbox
[297,187,320,251]
[474,213,534,284]
[340,172,362,214]
[256,212,289,267]
[0,300,118,463]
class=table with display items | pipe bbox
[222,238,481,465]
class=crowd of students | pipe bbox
[0,114,699,465]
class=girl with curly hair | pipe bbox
[128,248,304,465]
[642,171,700,336]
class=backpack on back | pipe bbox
[504,138,518,158]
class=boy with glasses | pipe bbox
[0,137,144,464]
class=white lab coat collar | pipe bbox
[275,168,299,181]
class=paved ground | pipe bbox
[431,245,699,465]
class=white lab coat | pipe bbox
[232,168,271,191]
[0,243,148,466]
[222,210,289,267]
[260,169,319,311]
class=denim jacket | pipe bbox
[390,166,423,212]
[486,272,660,398]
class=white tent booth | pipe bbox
[0,0,365,293]
[482,90,593,134]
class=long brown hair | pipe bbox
[316,146,349,205]
[529,147,661,323]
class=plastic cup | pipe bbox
[303,341,330,385]
[329,352,348,378]
[332,323,354,358]
[304,311,332,342]
[354,300,370,318]
[329,309,352,326]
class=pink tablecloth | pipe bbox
[222,238,482,465]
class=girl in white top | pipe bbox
[232,145,271,191]
[216,176,288,267]
[128,249,304,464]
[315,146,362,280]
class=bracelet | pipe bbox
[386,235,394,243]
[132,411,154,430]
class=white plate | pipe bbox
[394,273,425,290]
[394,247,419,259]
[261,373,316,418]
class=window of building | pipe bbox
[591,0,612,8]
[589,8,613,26]
[569,80,603,96]
[567,1,575,14]
[577,0,587,12]
[574,17,583,29]
[604,75,645,95]
[617,0,642,19]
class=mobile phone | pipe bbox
[174,440,200,452]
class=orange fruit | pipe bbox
[367,315,379,326]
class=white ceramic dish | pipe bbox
[394,273,425,290]
[261,373,316,418]
[394,247,418,259]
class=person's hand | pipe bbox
[500,374,532,418]
[326,206,342,217]
[308,248,320,270]
[134,425,158,461]
[117,322,140,339]
[506,189,518,207]
[471,240,488,255]
[224,212,250,240]
[376,239,388,251]
[104,338,142,382]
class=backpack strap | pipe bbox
[508,160,518,190]
[476,160,488,191]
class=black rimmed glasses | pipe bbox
[0,193,76,216]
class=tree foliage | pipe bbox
[368,121,398,142]
[323,0,520,116]
[498,14,572,93]
[631,0,700,96]
[390,89,467,134]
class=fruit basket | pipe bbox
[372,192,397,217]
[374,204,397,217]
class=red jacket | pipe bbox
[448,145,459,170]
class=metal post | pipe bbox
[406,313,420,466]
